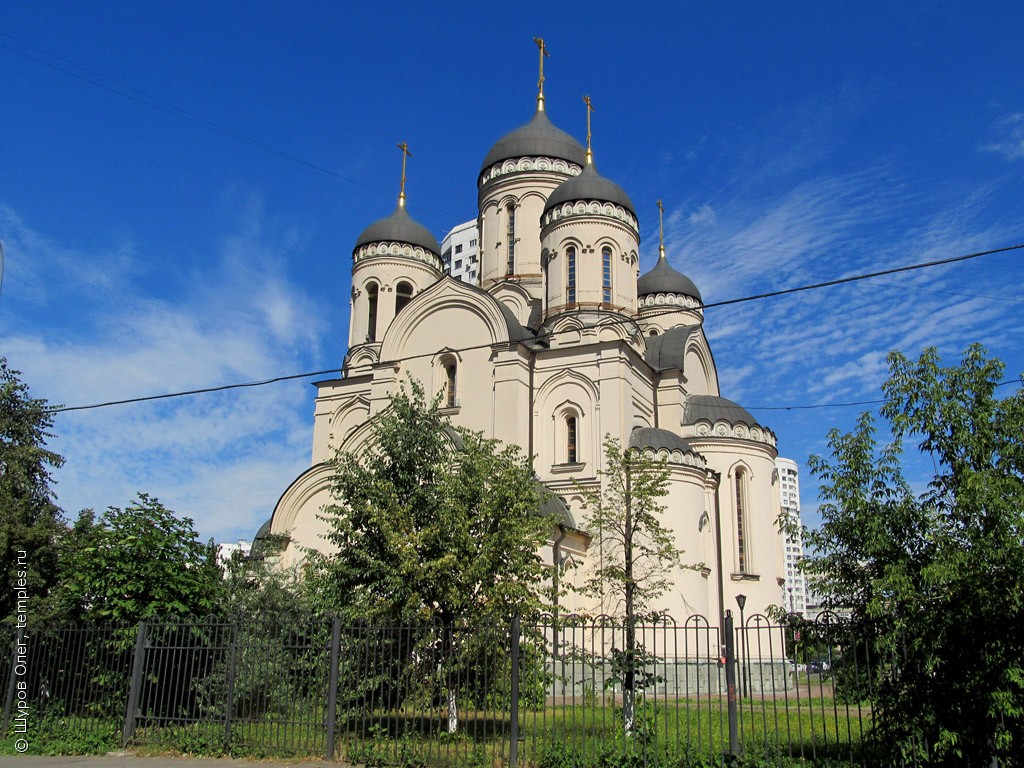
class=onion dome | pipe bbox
[637,253,702,302]
[481,106,587,173]
[353,203,440,255]
[543,160,636,217]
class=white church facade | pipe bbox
[266,73,786,623]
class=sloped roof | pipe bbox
[538,489,576,530]
[644,326,695,372]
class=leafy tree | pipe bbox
[0,357,65,623]
[309,381,551,731]
[220,538,308,621]
[312,381,550,625]
[574,436,685,734]
[804,344,1024,766]
[61,493,224,625]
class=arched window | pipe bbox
[366,282,379,342]
[395,281,413,314]
[566,245,577,304]
[735,468,749,573]
[602,246,612,304]
[506,204,516,276]
[566,415,578,463]
[446,361,458,408]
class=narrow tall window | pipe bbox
[446,362,457,408]
[367,282,379,342]
[735,469,748,573]
[602,246,612,304]
[395,281,413,314]
[506,204,516,275]
[566,245,577,304]
[566,415,578,463]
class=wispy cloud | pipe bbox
[0,196,325,542]
[983,113,1024,161]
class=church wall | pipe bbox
[552,462,712,621]
[688,438,783,619]
[311,376,371,464]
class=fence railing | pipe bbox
[2,611,878,766]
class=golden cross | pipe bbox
[657,200,665,250]
[533,37,550,97]
[396,142,412,205]
[583,95,595,158]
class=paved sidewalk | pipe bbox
[0,756,338,767]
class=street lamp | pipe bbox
[735,594,747,698]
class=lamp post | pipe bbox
[735,594,747,698]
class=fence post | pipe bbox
[325,617,341,761]
[224,623,239,751]
[2,624,26,737]
[509,612,520,768]
[121,620,149,746]
[724,610,739,757]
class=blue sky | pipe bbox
[2,2,1022,544]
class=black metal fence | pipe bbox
[2,611,877,766]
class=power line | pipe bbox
[46,241,1024,415]
[700,243,1024,310]
[746,378,1019,412]
[50,370,339,414]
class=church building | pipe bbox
[266,55,785,622]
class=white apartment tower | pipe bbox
[776,457,808,616]
[441,219,480,285]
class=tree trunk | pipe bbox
[623,458,636,736]
[447,688,458,734]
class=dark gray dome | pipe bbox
[684,395,760,428]
[638,254,702,301]
[354,204,440,255]
[481,107,587,173]
[543,161,636,217]
[538,489,576,529]
[629,426,694,454]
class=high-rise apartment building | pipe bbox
[776,457,808,616]
[441,219,479,285]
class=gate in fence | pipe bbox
[3,612,875,766]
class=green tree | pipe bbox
[309,381,550,730]
[574,436,685,735]
[62,493,224,625]
[312,381,549,625]
[0,358,64,623]
[804,344,1024,766]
